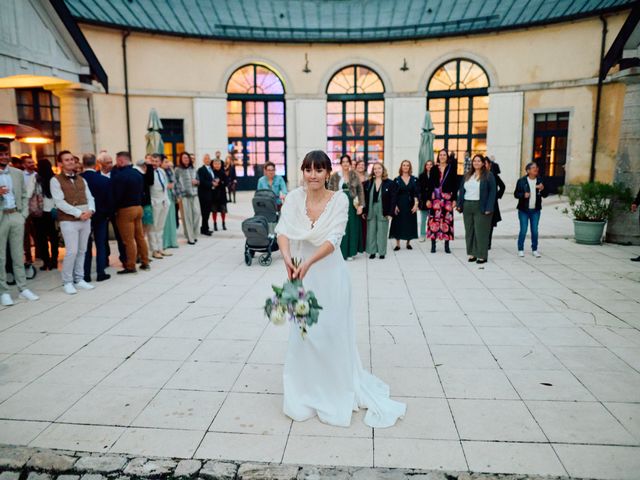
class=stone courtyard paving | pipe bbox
[1,192,639,480]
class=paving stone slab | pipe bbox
[80,475,106,480]
[297,466,352,480]
[27,452,76,472]
[0,446,36,469]
[74,456,128,473]
[199,461,237,480]
[27,473,53,480]
[174,460,202,478]
[57,475,81,480]
[0,472,21,480]
[238,463,299,480]
[351,468,409,480]
[123,458,176,477]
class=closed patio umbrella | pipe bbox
[418,111,435,173]
[145,108,164,155]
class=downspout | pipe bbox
[122,30,132,153]
[590,15,607,182]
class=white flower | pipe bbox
[270,306,286,325]
[294,300,310,316]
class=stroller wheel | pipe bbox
[244,251,252,266]
[25,263,37,280]
[259,254,272,266]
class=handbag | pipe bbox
[28,182,44,217]
[433,166,450,200]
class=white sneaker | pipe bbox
[532,250,542,258]
[1,293,14,306]
[419,237,426,243]
[63,283,78,295]
[518,251,525,258]
[19,289,39,301]
[75,280,95,290]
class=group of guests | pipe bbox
[0,146,231,306]
[326,150,547,264]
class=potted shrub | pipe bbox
[562,182,632,245]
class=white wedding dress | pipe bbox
[274,186,406,428]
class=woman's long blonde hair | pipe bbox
[368,161,389,181]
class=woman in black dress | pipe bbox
[210,157,228,231]
[389,160,419,251]
[484,156,505,249]
[418,159,436,242]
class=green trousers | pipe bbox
[366,199,389,256]
[463,200,492,260]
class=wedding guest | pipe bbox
[328,154,364,260]
[0,142,39,306]
[98,152,113,178]
[22,154,37,264]
[97,151,125,266]
[197,153,214,235]
[355,159,368,252]
[33,159,58,271]
[363,162,396,259]
[418,159,436,242]
[112,151,149,274]
[257,161,287,207]
[427,149,458,254]
[390,160,419,251]
[51,150,96,294]
[458,154,497,264]
[175,152,200,245]
[225,154,238,203]
[631,188,640,261]
[81,153,112,282]
[211,156,228,231]
[162,156,178,249]
[514,162,547,258]
[135,156,155,250]
[148,153,171,259]
[484,156,505,249]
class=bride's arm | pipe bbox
[277,235,296,280]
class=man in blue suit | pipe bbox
[81,153,113,282]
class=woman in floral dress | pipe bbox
[427,149,458,254]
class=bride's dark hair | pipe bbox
[301,150,332,172]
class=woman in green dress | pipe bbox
[162,156,179,249]
[327,154,365,260]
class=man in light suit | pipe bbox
[149,153,171,259]
[0,142,39,306]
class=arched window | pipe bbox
[326,65,385,168]
[226,64,286,189]
[427,59,489,174]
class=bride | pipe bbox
[274,150,406,428]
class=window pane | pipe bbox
[428,98,445,111]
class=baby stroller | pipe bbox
[242,189,279,266]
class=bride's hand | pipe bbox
[284,256,296,280]
[293,261,311,281]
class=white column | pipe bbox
[386,95,425,176]
[288,97,327,188]
[193,97,227,166]
[486,91,524,191]
[50,87,94,155]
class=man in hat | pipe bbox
[0,142,39,306]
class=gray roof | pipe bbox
[64,0,636,43]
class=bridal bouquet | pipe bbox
[264,258,322,339]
